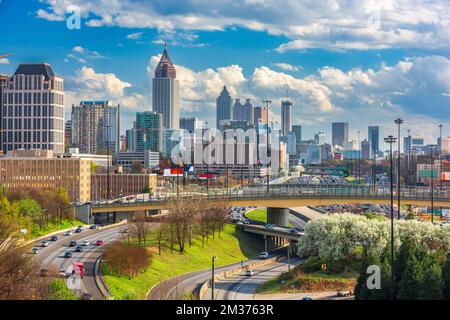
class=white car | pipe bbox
[259,252,269,259]
[81,240,90,246]
[31,248,40,254]
[65,231,73,236]
[246,269,254,276]
[41,241,50,247]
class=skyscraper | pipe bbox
[368,126,384,157]
[180,117,204,133]
[133,111,162,153]
[232,98,243,121]
[254,106,268,125]
[216,86,232,129]
[332,122,349,147]
[2,63,65,154]
[242,98,254,125]
[0,74,7,153]
[281,100,292,136]
[152,44,179,130]
[71,101,120,156]
[314,132,326,145]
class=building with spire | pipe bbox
[152,44,179,130]
[216,85,233,129]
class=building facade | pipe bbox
[0,74,7,153]
[180,117,204,133]
[91,173,157,200]
[71,100,120,156]
[117,150,160,171]
[254,106,268,125]
[133,111,162,153]
[368,126,384,157]
[216,86,232,129]
[152,44,179,130]
[1,63,65,154]
[332,122,349,147]
[281,100,292,136]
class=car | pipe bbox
[302,297,313,300]
[264,224,275,230]
[68,240,77,247]
[95,240,105,246]
[50,235,58,241]
[74,228,82,233]
[81,293,93,300]
[81,240,90,246]
[31,248,40,254]
[64,251,72,258]
[289,228,302,234]
[121,228,129,234]
[77,226,84,230]
[236,221,244,225]
[337,290,352,297]
[59,268,68,278]
[243,219,251,224]
[89,225,97,230]
[41,240,50,247]
[64,231,73,236]
[259,252,269,259]
[75,245,83,252]
[245,269,254,276]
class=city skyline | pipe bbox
[0,1,449,143]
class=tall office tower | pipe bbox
[292,125,302,142]
[152,44,179,130]
[232,98,243,121]
[0,74,7,152]
[216,86,232,129]
[64,120,72,150]
[254,106,268,125]
[281,100,292,136]
[180,117,204,133]
[242,98,254,125]
[314,131,326,145]
[2,63,65,154]
[133,111,162,153]
[361,139,370,160]
[125,128,134,151]
[332,122,349,147]
[71,100,120,155]
[368,125,384,157]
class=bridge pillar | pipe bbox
[267,207,289,227]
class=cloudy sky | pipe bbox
[1,0,449,143]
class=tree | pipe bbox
[129,212,152,246]
[103,241,151,279]
[419,253,444,300]
[397,248,425,300]
[443,253,450,299]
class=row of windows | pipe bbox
[2,105,64,118]
[4,92,64,106]
[8,75,63,91]
[2,130,63,143]
[2,118,64,130]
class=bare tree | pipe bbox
[129,212,152,246]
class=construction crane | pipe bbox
[0,53,12,59]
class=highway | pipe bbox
[204,258,301,300]
[33,225,125,299]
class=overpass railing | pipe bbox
[91,184,450,210]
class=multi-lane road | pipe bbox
[33,224,124,299]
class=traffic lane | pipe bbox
[288,214,306,229]
[210,259,300,300]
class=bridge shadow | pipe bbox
[232,226,264,259]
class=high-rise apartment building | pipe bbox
[332,122,349,147]
[1,63,65,154]
[216,86,232,129]
[281,100,292,136]
[368,125,384,157]
[152,44,179,129]
[71,100,120,156]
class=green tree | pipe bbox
[397,248,425,300]
[54,188,72,225]
[443,253,450,299]
[419,253,444,300]
[18,198,43,228]
[395,237,415,293]
[354,251,380,300]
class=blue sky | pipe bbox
[1,0,449,144]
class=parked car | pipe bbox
[259,252,269,259]
[236,221,244,225]
[337,290,352,297]
[50,235,58,241]
[245,269,254,276]
[74,228,82,233]
[243,219,251,225]
[41,240,50,247]
[64,251,72,258]
[31,247,40,254]
[75,245,83,252]
[68,240,77,247]
[95,240,105,246]
[302,297,313,300]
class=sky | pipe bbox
[0,0,449,144]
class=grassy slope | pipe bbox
[31,218,86,238]
[245,208,268,223]
[103,224,263,300]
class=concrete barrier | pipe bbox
[94,256,111,299]
[198,256,282,300]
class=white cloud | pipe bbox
[36,0,450,51]
[0,58,9,64]
[126,32,143,40]
[66,46,106,64]
[272,63,302,72]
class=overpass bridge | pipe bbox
[82,184,450,225]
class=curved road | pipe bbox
[33,225,124,299]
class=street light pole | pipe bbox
[439,124,443,187]
[384,135,397,301]
[394,118,403,219]
[263,100,272,194]
[357,130,361,184]
[106,123,111,201]
[211,256,217,300]
[429,145,437,223]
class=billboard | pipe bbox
[163,168,184,177]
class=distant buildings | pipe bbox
[132,111,162,153]
[152,44,179,129]
[404,133,425,153]
[0,74,7,152]
[254,106,268,125]
[64,120,72,150]
[1,63,65,155]
[438,137,450,155]
[361,139,370,160]
[368,126,384,157]
[314,131,326,145]
[216,86,232,129]
[233,98,254,125]
[332,122,349,147]
[71,100,120,157]
[281,100,292,136]
[180,117,205,133]
[116,150,160,171]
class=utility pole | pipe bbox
[263,100,272,194]
[384,135,397,301]
[395,118,403,219]
[211,256,217,300]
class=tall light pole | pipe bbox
[263,100,272,194]
[394,118,403,219]
[384,135,397,301]
[105,123,111,201]
[211,256,217,300]
[429,144,437,223]
[439,124,443,187]
[357,130,361,184]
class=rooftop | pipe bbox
[13,63,56,80]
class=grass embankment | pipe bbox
[103,224,263,300]
[47,278,78,300]
[31,218,86,238]
[256,257,357,294]
[245,208,267,223]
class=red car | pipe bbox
[95,240,105,246]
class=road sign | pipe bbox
[321,263,328,271]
